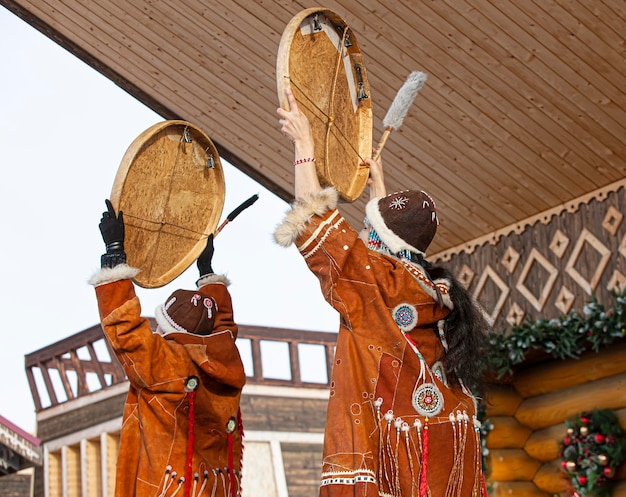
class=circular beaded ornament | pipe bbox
[432,360,448,386]
[412,382,444,417]
[185,376,199,392]
[226,417,237,434]
[393,303,417,332]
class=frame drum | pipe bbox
[277,8,373,202]
[110,120,225,288]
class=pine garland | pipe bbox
[486,290,626,379]
[560,409,626,497]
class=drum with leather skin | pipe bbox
[110,120,225,288]
[277,8,373,202]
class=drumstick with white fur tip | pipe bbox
[372,71,427,161]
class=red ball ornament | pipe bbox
[560,409,626,492]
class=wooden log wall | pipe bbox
[0,473,33,497]
[436,184,626,333]
[440,182,626,495]
[485,341,626,497]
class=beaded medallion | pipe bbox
[392,303,417,332]
[432,360,447,386]
[412,382,444,417]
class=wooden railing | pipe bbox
[24,320,337,412]
[237,325,336,387]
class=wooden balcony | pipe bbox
[25,320,337,412]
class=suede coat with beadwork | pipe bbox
[275,188,483,497]
[92,275,246,497]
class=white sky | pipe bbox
[0,8,338,434]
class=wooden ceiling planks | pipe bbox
[347,1,584,193]
[338,0,578,222]
[51,0,298,197]
[480,1,626,176]
[318,0,553,233]
[415,2,600,193]
[1,0,624,257]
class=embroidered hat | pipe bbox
[364,190,439,256]
[155,289,218,336]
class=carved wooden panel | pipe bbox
[438,186,626,332]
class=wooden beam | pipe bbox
[486,416,532,449]
[514,340,626,398]
[489,481,549,497]
[489,448,541,481]
[532,459,567,494]
[515,373,626,430]
[485,384,523,416]
[523,423,565,463]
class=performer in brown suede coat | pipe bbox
[276,88,489,497]
[90,200,245,497]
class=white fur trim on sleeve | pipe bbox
[196,273,231,288]
[273,187,339,247]
[88,264,140,287]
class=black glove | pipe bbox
[99,199,127,268]
[197,234,215,277]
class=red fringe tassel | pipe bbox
[185,389,197,497]
[237,409,244,496]
[481,472,488,497]
[228,430,236,497]
[225,409,245,497]
[420,418,429,497]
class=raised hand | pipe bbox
[99,199,125,252]
[361,154,387,199]
[98,199,127,268]
[277,87,314,155]
[277,87,321,198]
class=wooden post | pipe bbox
[289,341,301,384]
[251,338,263,382]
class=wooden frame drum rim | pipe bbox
[276,7,373,203]
[110,120,225,288]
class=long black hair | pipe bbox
[423,260,490,398]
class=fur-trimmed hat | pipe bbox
[155,289,218,336]
[365,190,439,256]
